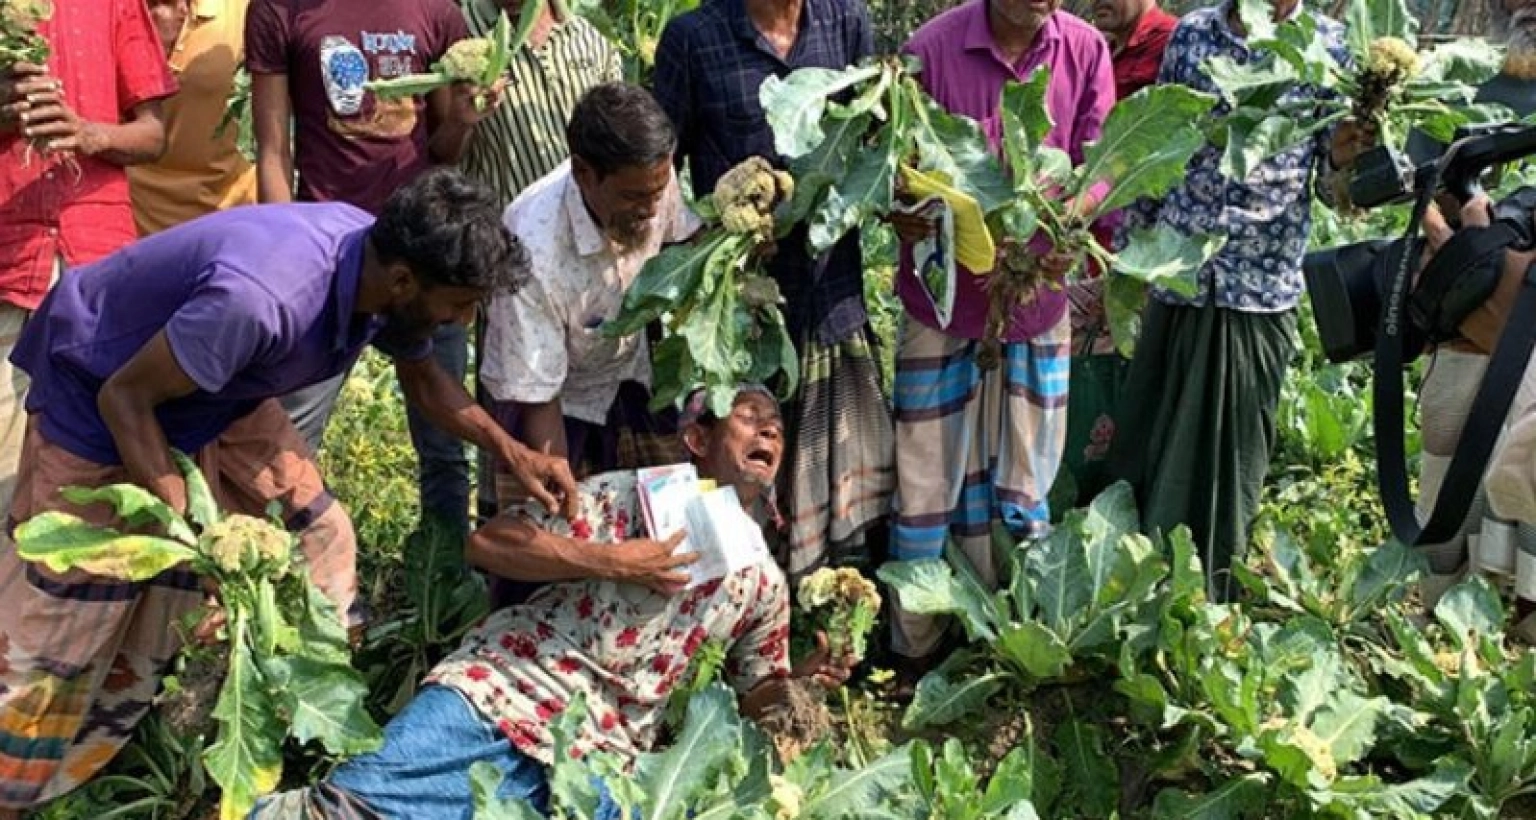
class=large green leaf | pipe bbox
[606,232,733,336]
[1000,68,1054,180]
[905,79,1014,213]
[1151,774,1270,819]
[761,63,884,158]
[1348,539,1424,616]
[15,511,199,581]
[1310,691,1387,767]
[263,655,382,757]
[1023,523,1091,637]
[903,669,1006,730]
[806,123,897,253]
[636,685,742,820]
[1344,0,1417,55]
[996,622,1071,680]
[205,616,284,820]
[1202,55,1297,108]
[1325,759,1470,818]
[1078,84,1215,219]
[877,558,998,642]
[1417,39,1503,85]
[1052,719,1118,818]
[60,482,196,544]
[799,743,914,820]
[1219,111,1315,182]
[1434,577,1504,649]
[1114,226,1225,298]
[785,112,869,229]
[470,761,545,820]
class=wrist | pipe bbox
[77,122,109,157]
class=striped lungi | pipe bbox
[890,315,1070,657]
[0,400,357,808]
[777,330,895,579]
[1417,348,1536,609]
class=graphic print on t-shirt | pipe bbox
[321,30,421,140]
[320,35,368,116]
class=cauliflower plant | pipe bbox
[797,567,881,663]
[714,156,794,242]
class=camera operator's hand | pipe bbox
[1422,194,1532,354]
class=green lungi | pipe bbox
[1110,301,1296,600]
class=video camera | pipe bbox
[1304,123,1536,364]
[1300,123,1536,548]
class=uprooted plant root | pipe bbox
[757,678,834,763]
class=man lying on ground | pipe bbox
[0,168,577,811]
[252,386,853,820]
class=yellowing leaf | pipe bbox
[900,165,996,273]
[15,512,198,581]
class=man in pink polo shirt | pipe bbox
[886,0,1113,677]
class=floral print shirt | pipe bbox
[426,471,791,765]
[1121,3,1348,313]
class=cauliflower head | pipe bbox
[768,774,803,820]
[437,37,495,84]
[199,514,293,577]
[714,157,795,241]
[1365,37,1419,85]
[1,0,50,30]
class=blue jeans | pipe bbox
[280,323,471,532]
[407,322,471,531]
[313,685,619,820]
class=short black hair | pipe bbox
[371,168,530,293]
[565,82,677,178]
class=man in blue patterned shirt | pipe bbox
[1109,0,1371,600]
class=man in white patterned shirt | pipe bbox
[480,83,700,504]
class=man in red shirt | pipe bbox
[1090,0,1179,99]
[0,0,174,545]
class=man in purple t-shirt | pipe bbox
[885,0,1114,677]
[245,0,502,537]
[0,170,578,800]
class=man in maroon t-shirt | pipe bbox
[246,0,500,536]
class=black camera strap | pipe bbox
[1374,199,1536,546]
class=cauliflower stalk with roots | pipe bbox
[12,453,380,819]
[797,567,881,662]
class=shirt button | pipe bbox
[47,228,58,237]
[43,171,53,180]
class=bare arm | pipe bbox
[7,63,167,165]
[467,521,692,593]
[425,84,476,165]
[395,355,578,517]
[251,71,294,203]
[97,331,201,513]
